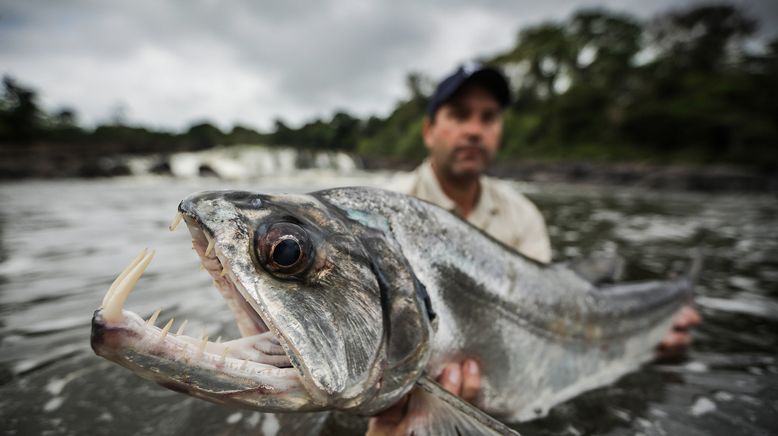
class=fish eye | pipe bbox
[271,237,301,267]
[255,222,311,277]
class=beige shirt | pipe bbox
[395,160,552,263]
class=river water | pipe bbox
[0,174,776,435]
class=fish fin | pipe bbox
[396,376,520,436]
[566,252,626,284]
[687,247,704,288]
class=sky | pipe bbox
[1,0,776,132]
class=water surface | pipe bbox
[1,175,776,435]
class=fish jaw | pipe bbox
[90,241,322,412]
[90,309,319,412]
[177,191,389,409]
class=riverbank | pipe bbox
[2,143,776,193]
[361,156,778,194]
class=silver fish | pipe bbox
[91,187,697,434]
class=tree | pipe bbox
[186,121,224,149]
[494,23,575,100]
[0,76,44,142]
[567,10,642,88]
[329,111,361,150]
[650,5,757,73]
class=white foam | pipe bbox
[226,412,242,424]
[690,397,716,416]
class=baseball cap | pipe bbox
[426,62,511,118]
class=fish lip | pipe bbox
[90,308,312,407]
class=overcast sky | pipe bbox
[1,0,775,131]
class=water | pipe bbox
[0,175,776,435]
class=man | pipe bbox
[395,62,552,263]
[369,63,700,434]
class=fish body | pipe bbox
[318,187,691,421]
[91,187,694,431]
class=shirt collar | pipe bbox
[414,159,457,211]
[468,176,501,227]
[414,160,501,221]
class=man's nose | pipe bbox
[462,116,485,137]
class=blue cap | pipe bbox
[426,62,511,118]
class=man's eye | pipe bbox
[481,111,499,124]
[451,109,469,121]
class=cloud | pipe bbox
[1,0,775,131]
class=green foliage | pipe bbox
[266,111,362,151]
[356,79,428,159]
[225,125,268,145]
[0,76,45,142]
[185,122,224,149]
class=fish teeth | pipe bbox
[169,212,183,232]
[197,336,209,355]
[176,319,189,336]
[204,234,215,257]
[220,347,230,363]
[102,249,155,322]
[160,318,175,339]
[145,308,161,327]
[101,249,148,308]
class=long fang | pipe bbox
[102,249,155,322]
[169,212,183,232]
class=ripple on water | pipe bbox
[1,179,777,436]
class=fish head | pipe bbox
[172,190,433,412]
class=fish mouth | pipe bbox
[89,212,320,412]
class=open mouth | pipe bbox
[91,211,317,411]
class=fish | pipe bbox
[91,187,698,435]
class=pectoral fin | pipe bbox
[398,376,520,436]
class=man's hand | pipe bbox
[656,305,701,360]
[366,359,481,436]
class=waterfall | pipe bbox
[126,145,361,179]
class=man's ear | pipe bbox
[422,116,433,150]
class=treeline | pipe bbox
[1,3,777,166]
[0,75,270,154]
[358,4,778,165]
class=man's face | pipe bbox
[423,84,503,182]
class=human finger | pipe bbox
[437,363,462,396]
[460,359,481,403]
[656,330,692,359]
[675,305,701,329]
